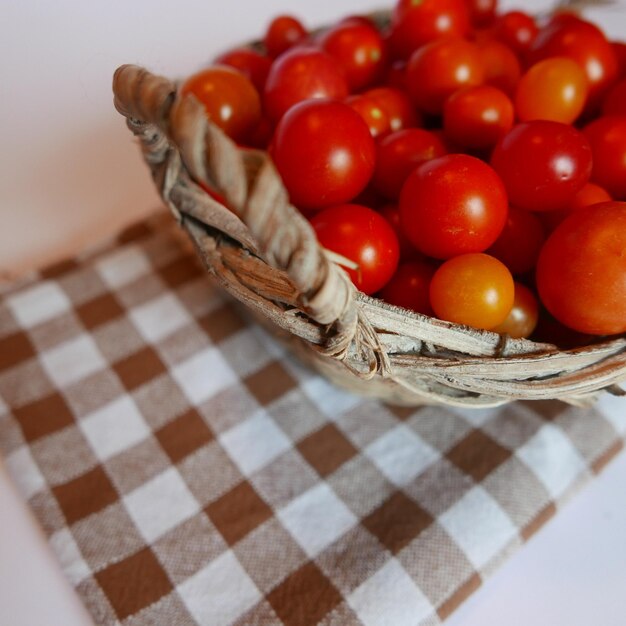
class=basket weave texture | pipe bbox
[112,15,626,408]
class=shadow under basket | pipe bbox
[112,40,626,409]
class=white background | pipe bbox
[1,1,626,625]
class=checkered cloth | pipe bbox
[1,213,624,626]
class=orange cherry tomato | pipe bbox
[529,19,618,112]
[429,253,514,329]
[515,57,588,124]
[492,283,539,338]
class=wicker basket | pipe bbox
[112,10,626,409]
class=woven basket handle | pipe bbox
[112,64,357,334]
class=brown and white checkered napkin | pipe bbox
[1,213,624,626]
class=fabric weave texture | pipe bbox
[1,213,624,626]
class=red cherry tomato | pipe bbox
[310,204,400,294]
[373,129,447,200]
[319,21,387,91]
[540,182,614,233]
[476,39,521,96]
[390,0,470,60]
[339,15,379,30]
[380,261,437,315]
[443,85,514,150]
[181,66,261,142]
[491,121,592,212]
[245,115,274,150]
[430,253,514,329]
[346,95,391,139]
[364,87,421,133]
[492,283,539,338]
[515,57,588,124]
[263,47,348,122]
[214,48,272,92]
[603,79,626,116]
[487,207,545,275]
[532,312,593,349]
[385,60,409,91]
[571,182,612,210]
[264,15,307,58]
[583,115,626,200]
[536,202,626,335]
[400,154,508,259]
[466,0,497,28]
[379,204,423,261]
[493,11,538,57]
[271,100,375,211]
[406,38,485,114]
[613,41,626,77]
[529,19,618,111]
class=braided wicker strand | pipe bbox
[112,49,626,408]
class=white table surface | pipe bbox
[1,1,625,625]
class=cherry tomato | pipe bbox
[487,207,545,275]
[263,47,348,122]
[529,19,618,111]
[339,15,379,30]
[245,115,273,150]
[346,95,391,139]
[264,15,307,58]
[491,121,592,212]
[466,0,497,28]
[570,182,612,210]
[430,253,514,329]
[536,202,626,335]
[492,283,539,338]
[613,41,626,77]
[319,21,387,91]
[181,66,261,142]
[271,100,375,211]
[515,57,588,124]
[602,78,626,116]
[493,11,538,57]
[540,182,613,234]
[390,0,470,60]
[379,204,423,260]
[214,48,272,92]
[443,85,514,150]
[364,87,421,132]
[531,311,593,349]
[406,38,485,114]
[385,60,408,91]
[310,204,400,294]
[380,261,437,315]
[583,115,626,200]
[400,154,508,259]
[476,39,521,96]
[373,129,447,200]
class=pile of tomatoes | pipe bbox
[182,0,626,343]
